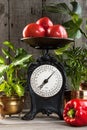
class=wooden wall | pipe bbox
[0,0,87,109]
[0,0,87,56]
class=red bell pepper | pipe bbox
[63,99,87,126]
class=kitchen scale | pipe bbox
[21,37,74,120]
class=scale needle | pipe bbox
[38,71,56,89]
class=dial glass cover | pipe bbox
[30,64,63,97]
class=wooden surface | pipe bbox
[0,115,87,130]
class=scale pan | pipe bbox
[21,37,74,49]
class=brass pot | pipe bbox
[0,95,24,116]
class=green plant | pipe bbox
[44,1,87,39]
[55,47,87,90]
[45,1,87,90]
[0,41,32,97]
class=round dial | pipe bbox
[30,64,63,97]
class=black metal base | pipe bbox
[22,110,36,120]
[22,93,64,120]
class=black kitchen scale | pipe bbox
[21,37,74,120]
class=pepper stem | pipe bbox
[67,108,75,118]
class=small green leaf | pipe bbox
[15,48,28,58]
[72,13,80,23]
[2,48,13,59]
[0,56,5,64]
[0,82,5,91]
[3,41,15,51]
[54,44,70,55]
[0,65,8,76]
[0,76,4,84]
[11,54,32,67]
[14,84,24,97]
[4,82,13,96]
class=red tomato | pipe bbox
[36,17,53,36]
[22,23,45,38]
[47,24,68,38]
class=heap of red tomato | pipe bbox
[22,17,68,38]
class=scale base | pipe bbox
[22,93,64,120]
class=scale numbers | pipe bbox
[30,64,63,97]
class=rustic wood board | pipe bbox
[0,0,86,54]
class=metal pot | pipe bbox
[0,95,24,117]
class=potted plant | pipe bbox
[45,1,87,100]
[55,46,87,102]
[0,41,32,117]
[55,46,87,91]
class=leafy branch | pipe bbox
[45,1,87,39]
[0,41,33,97]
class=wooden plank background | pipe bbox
[0,0,87,55]
[0,0,87,109]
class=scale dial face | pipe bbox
[30,64,63,97]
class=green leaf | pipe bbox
[0,65,8,76]
[0,81,12,96]
[45,2,82,16]
[0,56,5,64]
[72,14,80,23]
[3,41,15,51]
[11,54,32,67]
[0,76,4,84]
[71,1,82,16]
[56,3,71,15]
[15,48,28,58]
[63,19,82,38]
[72,15,82,26]
[14,84,24,97]
[3,82,13,96]
[54,44,70,55]
[2,48,13,59]
[45,3,71,15]
[0,82,5,91]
